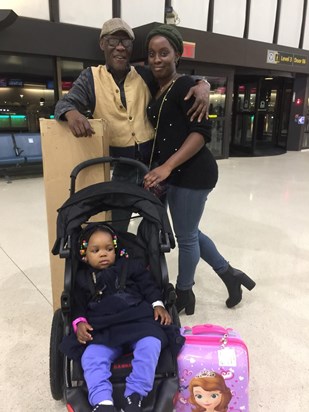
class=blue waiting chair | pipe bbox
[13,133,42,163]
[0,134,25,166]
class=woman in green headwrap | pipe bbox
[144,25,255,315]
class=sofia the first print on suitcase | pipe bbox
[175,324,249,412]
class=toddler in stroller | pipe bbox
[60,222,183,412]
[50,157,183,412]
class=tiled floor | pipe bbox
[1,151,308,411]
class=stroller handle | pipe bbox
[69,156,149,195]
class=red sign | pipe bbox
[62,81,73,90]
[183,41,196,59]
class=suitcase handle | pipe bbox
[185,324,230,335]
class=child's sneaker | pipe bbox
[122,393,142,411]
[92,405,117,412]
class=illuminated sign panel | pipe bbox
[267,50,307,66]
[8,79,23,86]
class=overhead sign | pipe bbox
[267,50,307,66]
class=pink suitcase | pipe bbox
[175,324,249,412]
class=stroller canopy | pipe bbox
[52,180,175,256]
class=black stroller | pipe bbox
[49,157,181,412]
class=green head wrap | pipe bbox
[146,24,183,55]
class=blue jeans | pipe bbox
[167,185,229,290]
[81,337,161,406]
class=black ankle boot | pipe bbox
[218,265,256,308]
[175,287,196,315]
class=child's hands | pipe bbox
[76,322,93,344]
[154,306,172,325]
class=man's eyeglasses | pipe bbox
[105,37,133,48]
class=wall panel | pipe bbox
[172,0,209,31]
[59,0,112,28]
[121,0,165,28]
[213,0,246,37]
[277,0,303,47]
[0,0,49,20]
[248,0,277,43]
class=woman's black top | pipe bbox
[147,75,218,190]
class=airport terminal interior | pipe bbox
[1,151,309,411]
[1,0,309,411]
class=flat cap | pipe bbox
[100,18,135,40]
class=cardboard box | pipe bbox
[40,119,110,310]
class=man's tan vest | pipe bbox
[92,65,154,147]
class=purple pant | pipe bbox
[81,336,161,406]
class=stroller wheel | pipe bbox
[49,308,64,400]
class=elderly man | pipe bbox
[55,18,210,230]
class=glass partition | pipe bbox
[0,54,55,133]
